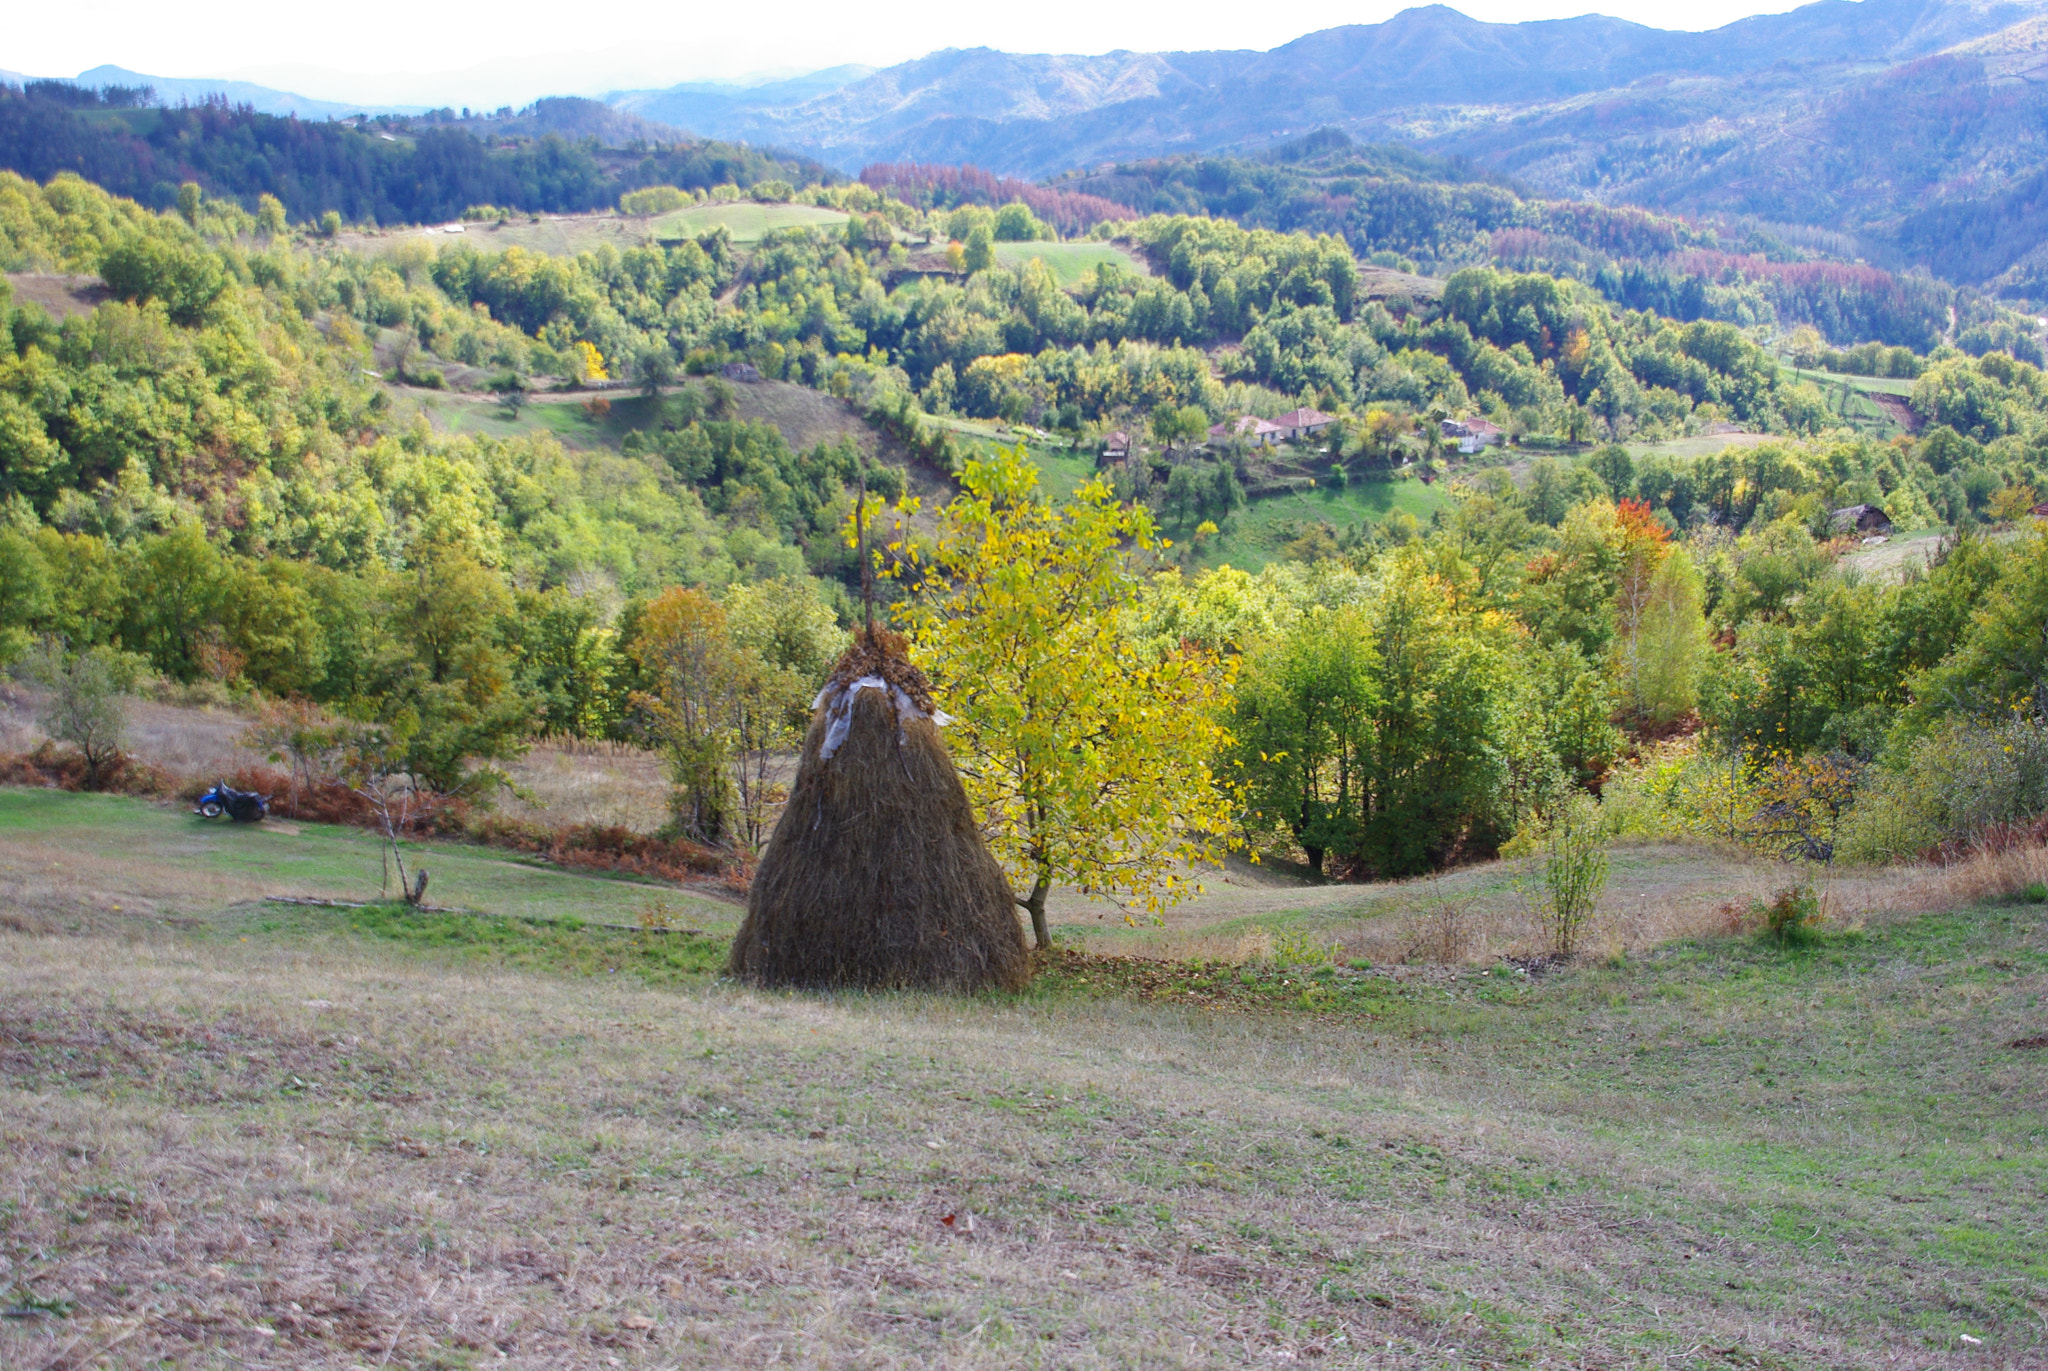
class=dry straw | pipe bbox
[727,630,1029,992]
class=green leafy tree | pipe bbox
[1910,530,2048,727]
[1634,547,1708,723]
[1355,550,1512,875]
[0,528,51,666]
[255,193,287,237]
[1230,609,1378,874]
[631,587,740,846]
[963,224,995,275]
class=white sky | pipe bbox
[8,0,1813,106]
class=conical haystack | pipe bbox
[727,629,1029,992]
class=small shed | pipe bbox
[720,361,763,383]
[1828,504,1893,537]
[1100,429,1132,461]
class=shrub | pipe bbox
[1838,719,2048,863]
[619,185,691,216]
[1757,882,1823,948]
[2027,881,2047,905]
[1267,928,1334,968]
[1541,793,1609,957]
[25,642,144,789]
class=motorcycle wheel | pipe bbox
[200,803,224,818]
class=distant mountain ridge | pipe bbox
[602,0,2048,176]
[48,65,425,119]
[596,0,2048,291]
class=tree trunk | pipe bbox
[1304,844,1325,878]
[1019,872,1052,950]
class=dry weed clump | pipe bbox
[0,741,176,797]
[472,815,730,884]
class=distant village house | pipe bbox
[1100,429,1132,462]
[1272,407,1334,442]
[1208,415,1284,448]
[1441,416,1504,454]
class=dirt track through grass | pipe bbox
[1,790,2044,1367]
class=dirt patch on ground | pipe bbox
[1868,391,1923,432]
[6,272,111,320]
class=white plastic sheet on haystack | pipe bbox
[812,676,953,760]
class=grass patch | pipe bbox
[5,788,2047,1365]
[992,241,1147,286]
[0,787,735,931]
[647,202,850,244]
[299,900,729,987]
[1189,474,1450,571]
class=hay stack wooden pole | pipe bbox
[726,629,1030,992]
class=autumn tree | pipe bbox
[887,446,1237,948]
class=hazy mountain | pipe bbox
[604,0,2048,176]
[64,65,424,119]
[609,66,875,132]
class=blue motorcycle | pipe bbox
[194,781,269,823]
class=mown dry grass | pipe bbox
[0,686,261,780]
[498,738,673,833]
[2,808,2045,1368]
[1062,839,2048,972]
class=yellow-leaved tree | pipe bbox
[882,445,1237,948]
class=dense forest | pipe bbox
[0,81,828,226]
[1056,133,2027,355]
[2,169,2047,880]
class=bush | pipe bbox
[2027,881,2047,905]
[619,185,691,216]
[1757,883,1823,948]
[25,642,145,789]
[1838,719,2048,863]
[1541,793,1609,957]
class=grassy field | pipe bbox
[1189,475,1451,572]
[352,203,851,259]
[1626,432,1780,460]
[992,242,1148,286]
[0,789,735,933]
[645,202,850,244]
[2,787,2044,1367]
[1784,366,1919,398]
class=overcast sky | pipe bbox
[10,0,1814,105]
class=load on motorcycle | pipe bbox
[194,781,269,823]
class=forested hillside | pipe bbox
[4,169,2048,876]
[0,82,827,225]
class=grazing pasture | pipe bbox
[992,241,1148,286]
[1,787,2044,1367]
